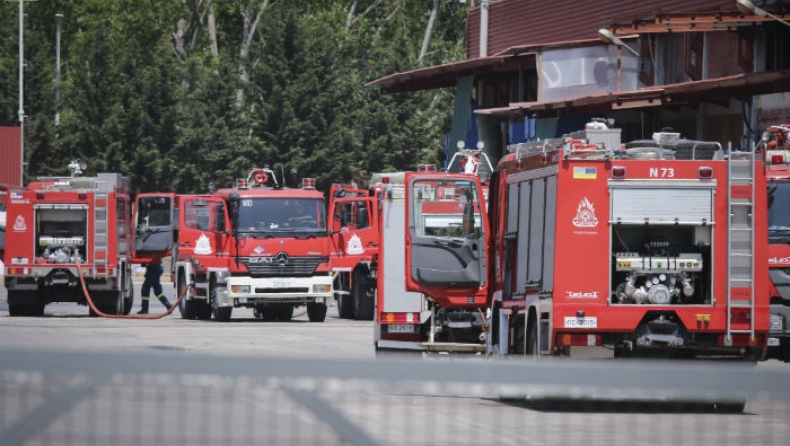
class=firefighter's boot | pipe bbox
[157,294,172,310]
[137,296,150,314]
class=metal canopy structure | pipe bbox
[475,70,790,119]
[365,54,535,94]
[606,7,789,34]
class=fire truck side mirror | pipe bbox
[356,205,369,229]
[340,208,352,226]
[228,193,240,233]
[215,203,226,232]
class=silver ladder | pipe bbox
[94,192,108,273]
[726,150,756,345]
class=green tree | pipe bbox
[1,0,468,191]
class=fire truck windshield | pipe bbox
[236,198,326,235]
[768,181,790,244]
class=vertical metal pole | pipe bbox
[616,46,622,92]
[56,14,63,128]
[18,0,25,185]
[479,0,489,57]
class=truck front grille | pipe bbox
[240,256,328,277]
[254,287,309,294]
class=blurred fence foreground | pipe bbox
[1,349,789,446]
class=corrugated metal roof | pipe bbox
[475,70,790,118]
[467,0,744,58]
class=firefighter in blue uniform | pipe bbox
[137,259,172,314]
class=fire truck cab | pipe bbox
[329,183,378,320]
[374,154,493,355]
[135,168,333,322]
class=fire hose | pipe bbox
[75,256,190,319]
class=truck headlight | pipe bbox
[231,285,250,294]
[312,284,331,293]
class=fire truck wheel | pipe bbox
[93,289,124,316]
[307,302,327,322]
[7,291,44,317]
[352,272,374,321]
[177,276,196,319]
[210,287,232,321]
[525,316,538,356]
[122,282,134,316]
[511,314,525,355]
[212,305,232,322]
[337,292,354,319]
[195,301,212,320]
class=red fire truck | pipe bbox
[758,124,790,362]
[137,167,333,322]
[4,161,136,316]
[391,123,769,360]
[373,152,493,354]
[329,183,378,320]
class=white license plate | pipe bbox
[272,282,290,288]
[767,338,780,347]
[564,316,598,329]
[388,324,415,333]
[238,297,247,304]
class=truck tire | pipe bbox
[91,289,124,316]
[307,302,327,322]
[196,301,212,320]
[526,316,538,356]
[123,281,134,316]
[177,276,196,320]
[210,287,232,322]
[511,314,525,355]
[8,291,44,317]
[337,292,354,319]
[212,306,232,321]
[352,271,374,321]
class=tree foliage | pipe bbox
[0,0,467,193]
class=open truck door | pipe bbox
[175,195,228,261]
[330,194,379,320]
[404,172,489,298]
[331,195,378,261]
[132,193,176,263]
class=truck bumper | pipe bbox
[220,276,333,307]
